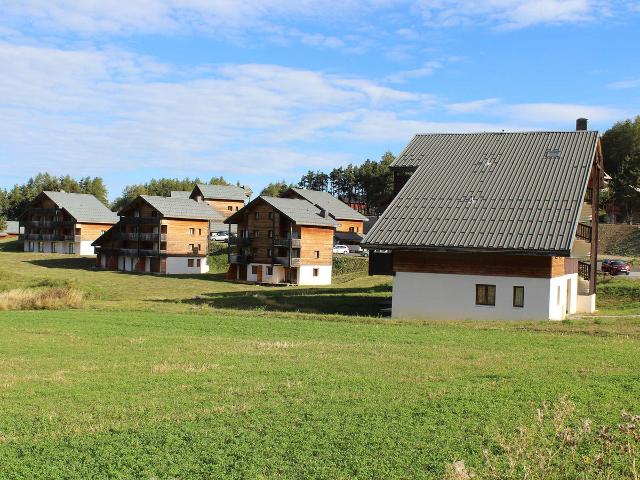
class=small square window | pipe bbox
[189,228,195,235]
[349,227,355,233]
[228,206,233,211]
[254,212,260,220]
[475,284,496,306]
[314,250,320,259]
[513,286,524,308]
[235,206,239,211]
[188,259,194,267]
[268,212,273,220]
[198,228,202,235]
[253,230,260,238]
[196,259,201,267]
[252,266,258,274]
[267,266,273,276]
[313,268,319,277]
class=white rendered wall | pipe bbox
[246,264,287,283]
[25,240,84,255]
[165,256,209,274]
[392,272,578,321]
[298,265,332,286]
[79,241,95,256]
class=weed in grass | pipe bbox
[0,286,83,310]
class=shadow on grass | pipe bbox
[27,257,96,270]
[155,284,392,316]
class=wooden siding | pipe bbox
[299,226,333,266]
[394,251,572,278]
[163,218,209,256]
[205,199,245,218]
[336,219,364,234]
[77,223,112,241]
[236,200,283,264]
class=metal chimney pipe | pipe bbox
[576,118,588,131]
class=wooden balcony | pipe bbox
[229,254,252,264]
[578,261,591,281]
[229,236,251,247]
[272,256,301,267]
[113,232,165,241]
[576,223,592,242]
[24,220,75,228]
[118,217,161,225]
[23,233,79,241]
[272,237,302,248]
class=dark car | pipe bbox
[602,260,631,275]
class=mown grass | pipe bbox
[1,310,639,479]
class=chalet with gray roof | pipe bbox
[190,183,252,219]
[363,120,603,320]
[19,191,118,255]
[224,196,338,285]
[93,195,223,275]
[280,187,369,245]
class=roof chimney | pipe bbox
[576,118,588,131]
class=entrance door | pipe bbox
[256,265,263,283]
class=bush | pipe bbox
[208,241,229,274]
[445,398,640,479]
[332,255,369,283]
[0,286,83,311]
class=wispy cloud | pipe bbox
[607,77,640,89]
[386,61,443,83]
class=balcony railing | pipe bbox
[112,232,165,241]
[28,208,61,215]
[229,236,251,247]
[576,223,592,242]
[578,261,591,281]
[22,233,79,241]
[229,255,252,264]
[118,217,161,225]
[272,256,301,267]
[272,237,302,248]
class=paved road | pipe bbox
[596,261,640,277]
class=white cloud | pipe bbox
[414,0,609,29]
[504,102,624,124]
[386,61,443,83]
[607,77,640,89]
[447,98,501,113]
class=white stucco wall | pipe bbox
[165,256,209,274]
[392,272,578,321]
[246,263,286,283]
[298,265,332,286]
[24,240,86,255]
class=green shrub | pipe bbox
[332,255,368,282]
[208,241,229,274]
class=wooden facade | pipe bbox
[204,199,245,218]
[335,219,364,234]
[226,197,336,284]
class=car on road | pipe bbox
[332,244,350,254]
[210,231,229,242]
[347,244,362,253]
[602,259,631,275]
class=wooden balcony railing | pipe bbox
[272,237,302,248]
[229,254,252,264]
[272,256,301,267]
[578,261,591,281]
[118,217,161,225]
[229,236,251,247]
[576,223,592,242]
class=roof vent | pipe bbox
[544,148,561,159]
[576,118,588,131]
[461,195,477,206]
[478,153,499,167]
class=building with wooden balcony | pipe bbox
[364,120,603,320]
[224,196,338,285]
[92,195,223,274]
[190,184,252,218]
[19,191,118,255]
[280,188,368,246]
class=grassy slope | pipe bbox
[1,310,639,479]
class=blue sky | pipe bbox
[1,1,639,199]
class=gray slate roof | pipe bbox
[170,190,191,198]
[43,191,118,224]
[288,188,368,221]
[226,196,338,227]
[363,131,599,255]
[140,196,224,221]
[193,184,250,201]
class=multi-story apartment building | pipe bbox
[225,196,337,285]
[93,195,223,274]
[190,184,252,218]
[19,191,117,255]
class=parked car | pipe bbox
[210,231,229,242]
[602,259,631,275]
[359,249,369,257]
[332,244,350,254]
[347,244,362,253]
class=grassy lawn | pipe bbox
[1,239,639,478]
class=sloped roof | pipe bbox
[363,131,599,255]
[286,188,368,221]
[42,191,118,224]
[170,190,190,198]
[192,184,250,201]
[225,196,338,227]
[139,196,224,221]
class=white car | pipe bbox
[333,244,350,254]
[211,231,229,242]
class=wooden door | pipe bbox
[256,265,263,283]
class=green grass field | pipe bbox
[1,239,639,478]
